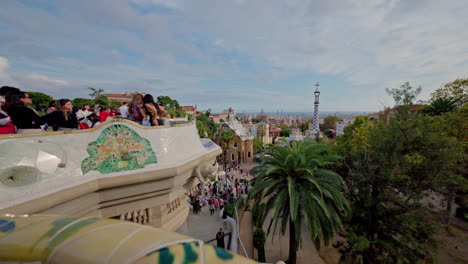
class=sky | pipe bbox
[0,0,467,113]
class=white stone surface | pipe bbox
[0,121,220,210]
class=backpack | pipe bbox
[0,122,16,134]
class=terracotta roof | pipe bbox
[181,106,196,111]
[106,94,132,98]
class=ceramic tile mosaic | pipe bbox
[81,124,157,174]
[0,215,257,263]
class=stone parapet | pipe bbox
[0,119,221,231]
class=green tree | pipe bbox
[257,123,267,141]
[253,138,263,153]
[249,140,349,264]
[336,110,462,264]
[300,120,311,133]
[88,87,104,99]
[423,97,458,116]
[196,119,208,138]
[320,116,342,135]
[27,91,54,113]
[431,78,467,107]
[72,98,95,108]
[385,82,422,106]
[216,130,235,170]
[252,118,261,124]
[279,128,291,137]
[157,95,180,108]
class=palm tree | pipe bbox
[257,123,267,142]
[88,87,104,99]
[249,140,349,264]
[216,129,235,171]
[424,97,458,115]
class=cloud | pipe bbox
[0,56,18,86]
[131,0,184,9]
[26,73,69,87]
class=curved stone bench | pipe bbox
[0,119,221,231]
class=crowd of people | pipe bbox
[0,86,170,135]
[186,167,252,216]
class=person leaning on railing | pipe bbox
[4,91,45,134]
[43,99,78,131]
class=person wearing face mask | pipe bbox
[43,99,78,131]
[4,91,45,134]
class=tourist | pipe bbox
[119,102,129,118]
[128,93,146,124]
[0,86,20,103]
[5,91,45,134]
[209,200,215,215]
[110,107,121,117]
[99,107,111,122]
[47,101,58,113]
[216,228,225,248]
[43,99,78,131]
[142,94,161,126]
[77,104,91,124]
[88,113,101,128]
[93,103,101,115]
[0,96,15,134]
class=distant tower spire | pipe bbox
[311,82,320,134]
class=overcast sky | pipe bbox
[0,0,467,113]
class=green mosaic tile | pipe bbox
[81,124,157,174]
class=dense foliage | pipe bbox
[28,91,54,112]
[196,110,219,139]
[335,82,466,264]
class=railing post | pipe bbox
[227,232,232,250]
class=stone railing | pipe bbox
[0,119,221,231]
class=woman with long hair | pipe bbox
[142,94,159,126]
[4,91,44,134]
[43,99,78,131]
[128,93,147,124]
[143,94,168,126]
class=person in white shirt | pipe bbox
[119,102,129,118]
[76,104,91,126]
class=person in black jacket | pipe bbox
[4,91,44,134]
[216,228,225,248]
[43,99,78,131]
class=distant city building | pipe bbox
[209,114,229,124]
[248,122,272,144]
[258,109,269,123]
[223,107,236,116]
[269,125,281,139]
[334,119,354,136]
[287,128,305,142]
[181,106,197,115]
[215,111,254,164]
[105,92,144,103]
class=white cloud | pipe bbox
[131,0,184,9]
[0,56,18,86]
[26,73,69,87]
